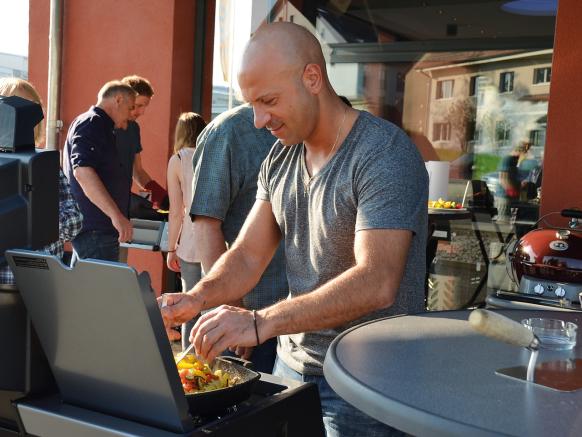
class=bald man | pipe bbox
[161,22,427,436]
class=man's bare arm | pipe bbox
[193,216,245,308]
[132,153,152,189]
[190,200,281,307]
[161,200,282,327]
[192,216,228,275]
[191,227,413,360]
[259,228,412,339]
[73,166,132,242]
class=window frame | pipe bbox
[499,71,515,93]
[436,79,455,100]
[533,66,551,85]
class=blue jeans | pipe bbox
[273,356,405,437]
[72,230,120,262]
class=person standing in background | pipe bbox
[182,104,289,372]
[115,75,167,211]
[0,78,82,284]
[166,112,207,346]
[63,81,136,261]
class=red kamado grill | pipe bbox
[503,209,582,309]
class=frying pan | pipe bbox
[183,356,261,416]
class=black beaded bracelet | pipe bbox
[252,310,260,346]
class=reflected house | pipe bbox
[404,50,551,177]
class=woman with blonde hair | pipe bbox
[166,112,207,347]
[0,77,45,145]
[0,77,82,285]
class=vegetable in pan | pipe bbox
[176,354,238,394]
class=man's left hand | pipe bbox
[191,305,260,363]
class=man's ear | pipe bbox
[114,94,123,107]
[302,64,323,95]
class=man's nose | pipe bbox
[253,108,270,129]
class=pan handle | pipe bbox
[561,209,582,219]
[469,309,539,350]
[218,355,254,369]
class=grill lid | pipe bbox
[511,228,582,284]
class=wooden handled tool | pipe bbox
[469,309,539,350]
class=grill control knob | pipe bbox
[534,284,545,295]
[555,286,566,298]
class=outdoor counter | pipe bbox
[324,309,582,436]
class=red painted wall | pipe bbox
[541,0,582,218]
[29,0,214,293]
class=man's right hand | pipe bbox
[158,292,204,328]
[112,213,133,242]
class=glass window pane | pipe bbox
[210,1,557,302]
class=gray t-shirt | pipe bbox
[257,110,428,375]
[190,105,288,311]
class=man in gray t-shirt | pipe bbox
[161,22,427,437]
[256,109,427,375]
[188,104,288,372]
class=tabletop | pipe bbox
[323,309,582,437]
[428,208,472,222]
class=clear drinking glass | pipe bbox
[521,318,577,350]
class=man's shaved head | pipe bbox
[242,22,326,72]
[237,22,341,147]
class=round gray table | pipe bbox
[324,310,582,437]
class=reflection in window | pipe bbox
[529,129,545,147]
[499,72,514,93]
[433,123,451,142]
[495,121,511,146]
[470,76,487,107]
[533,67,551,84]
[469,76,479,96]
[436,79,454,99]
[208,0,557,300]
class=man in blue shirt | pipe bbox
[115,75,167,211]
[63,81,137,261]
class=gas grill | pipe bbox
[0,100,323,436]
[2,251,324,437]
[487,209,582,312]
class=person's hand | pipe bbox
[229,345,254,361]
[112,213,133,243]
[166,251,180,272]
[190,305,261,363]
[158,292,203,328]
[145,180,168,210]
[166,327,181,342]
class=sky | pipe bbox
[212,0,252,88]
[0,0,251,78]
[0,0,29,56]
